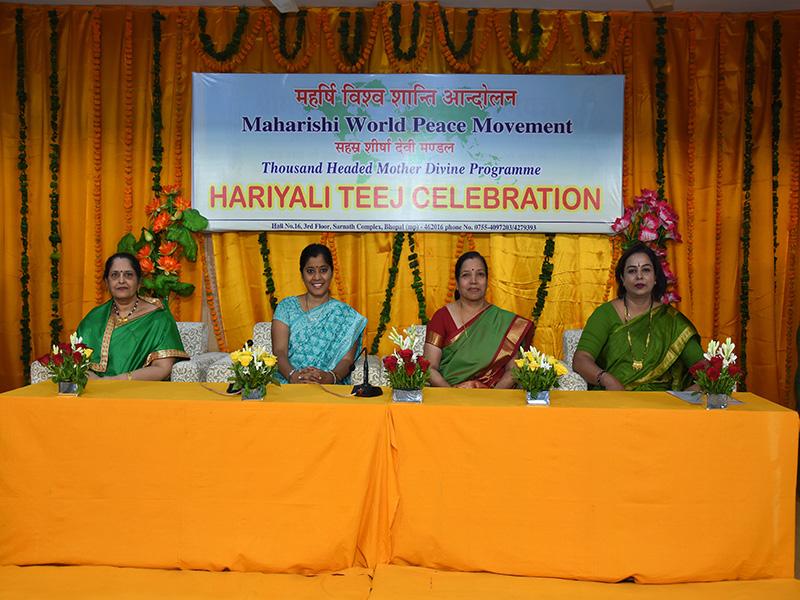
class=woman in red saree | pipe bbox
[424,251,534,388]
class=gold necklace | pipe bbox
[624,296,653,371]
[114,297,139,323]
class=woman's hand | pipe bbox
[455,380,489,389]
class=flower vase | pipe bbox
[57,381,80,396]
[392,388,423,403]
[526,389,550,406]
[242,386,266,401]
[705,393,730,410]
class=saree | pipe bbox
[77,297,187,377]
[577,302,704,391]
[426,304,534,387]
[273,297,366,384]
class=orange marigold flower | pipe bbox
[159,241,178,256]
[136,244,152,260]
[157,255,181,275]
[173,196,191,212]
[139,257,155,275]
[145,198,162,216]
[152,211,172,233]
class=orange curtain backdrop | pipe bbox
[0,6,798,406]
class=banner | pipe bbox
[192,73,624,233]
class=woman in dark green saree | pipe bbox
[424,251,533,389]
[78,253,187,381]
[573,243,703,391]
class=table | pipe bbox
[0,383,796,583]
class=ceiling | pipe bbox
[5,0,800,12]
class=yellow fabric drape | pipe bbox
[0,6,798,407]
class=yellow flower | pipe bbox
[230,350,241,362]
[515,358,525,368]
[555,363,568,376]
[238,352,253,367]
[82,348,94,359]
[527,361,539,371]
[261,354,277,367]
[523,351,534,363]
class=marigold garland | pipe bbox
[712,19,728,338]
[738,19,756,389]
[15,8,32,381]
[151,11,165,194]
[381,2,433,73]
[771,20,782,291]
[654,16,668,200]
[434,7,487,72]
[258,232,278,312]
[92,11,103,305]
[531,234,556,329]
[370,233,405,354]
[321,8,380,72]
[174,14,185,188]
[47,9,63,346]
[198,7,248,62]
[685,16,697,304]
[200,240,227,351]
[123,12,134,233]
[580,11,611,59]
[407,232,428,324]
[278,10,307,60]
[186,7,263,72]
[561,12,623,74]
[495,10,559,73]
[621,21,633,211]
[265,9,315,72]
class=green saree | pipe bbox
[577,302,703,391]
[77,297,187,377]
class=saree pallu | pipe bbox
[427,304,533,387]
[273,297,366,384]
[77,298,188,377]
[577,302,703,391]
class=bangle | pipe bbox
[288,368,297,380]
[595,370,606,386]
[328,370,337,384]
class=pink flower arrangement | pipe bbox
[612,189,682,304]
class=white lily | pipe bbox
[51,344,61,355]
[388,326,415,351]
[69,332,82,348]
[703,339,720,361]
[539,361,552,371]
[720,337,736,361]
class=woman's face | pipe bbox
[457,258,488,303]
[622,252,655,299]
[106,257,139,302]
[301,254,333,299]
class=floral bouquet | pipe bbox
[117,184,209,299]
[38,332,94,394]
[228,341,280,398]
[383,327,430,391]
[689,337,741,396]
[513,346,568,394]
[611,188,682,304]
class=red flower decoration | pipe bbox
[136,244,152,261]
[39,354,51,366]
[706,366,721,381]
[383,355,398,373]
[157,255,181,275]
[709,355,723,370]
[418,357,430,372]
[728,364,741,377]
[159,241,178,256]
[152,211,172,233]
[173,196,191,212]
[144,197,162,216]
[139,257,155,276]
[689,359,707,377]
[52,354,64,366]
[161,184,180,195]
[72,351,83,363]
[404,362,417,376]
[398,348,414,363]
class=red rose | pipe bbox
[688,359,707,377]
[52,354,64,366]
[706,366,721,381]
[709,355,723,370]
[728,364,741,377]
[39,354,51,366]
[418,357,430,372]
[383,355,398,373]
[72,351,83,363]
[404,362,417,376]
[399,348,413,363]
[59,342,71,352]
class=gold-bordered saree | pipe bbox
[77,297,188,377]
[577,302,704,391]
[426,304,533,388]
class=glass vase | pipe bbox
[57,381,80,396]
[525,389,550,406]
[242,386,266,401]
[705,393,730,410]
[392,388,423,403]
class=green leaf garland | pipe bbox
[531,234,556,329]
[406,232,427,324]
[16,8,31,381]
[371,233,405,354]
[258,232,278,312]
[771,20,782,290]
[47,10,63,346]
[509,9,543,63]
[198,7,249,62]
[389,2,421,62]
[151,11,165,194]
[580,12,611,59]
[278,10,307,60]
[439,8,477,61]
[739,20,756,390]
[654,16,668,200]
[337,10,365,66]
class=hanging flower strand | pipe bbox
[531,234,556,329]
[580,12,611,59]
[382,2,433,72]
[495,10,560,73]
[321,8,380,72]
[654,15,668,200]
[198,7,248,62]
[770,19,782,291]
[371,233,405,354]
[265,9,315,72]
[151,11,165,194]
[48,9,63,346]
[434,8,486,72]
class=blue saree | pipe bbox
[273,296,366,384]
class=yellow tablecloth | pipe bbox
[0,383,796,584]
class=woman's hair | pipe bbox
[454,251,488,301]
[615,243,667,301]
[103,252,141,280]
[299,243,333,272]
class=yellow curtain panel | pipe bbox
[0,5,798,406]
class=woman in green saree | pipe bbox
[573,243,703,391]
[78,253,187,380]
[424,251,534,389]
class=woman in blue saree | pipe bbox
[272,244,366,384]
